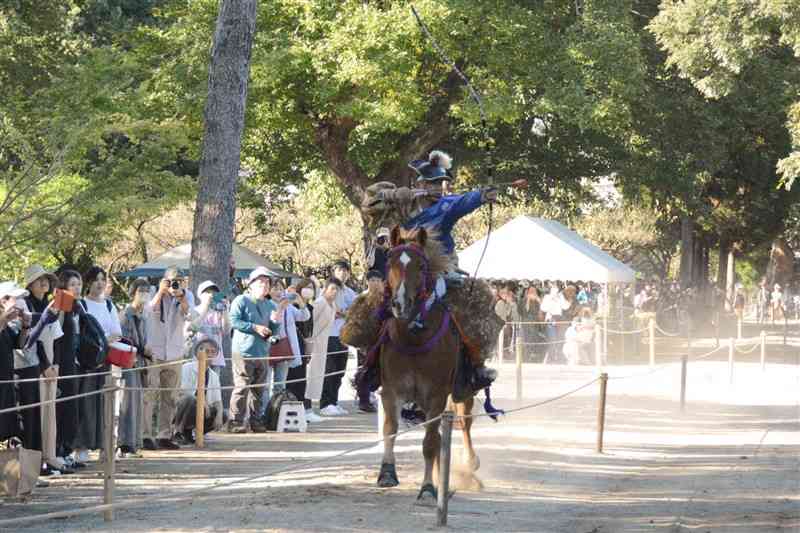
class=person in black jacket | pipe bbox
[52,269,85,468]
[0,282,31,443]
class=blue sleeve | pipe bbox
[229,296,254,334]
[440,190,485,232]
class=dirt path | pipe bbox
[2,352,798,533]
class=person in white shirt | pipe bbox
[173,338,223,445]
[305,279,340,418]
[143,266,193,451]
[320,262,356,416]
[72,266,122,464]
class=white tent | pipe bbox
[458,216,636,283]
[119,243,296,279]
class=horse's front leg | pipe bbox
[377,388,400,488]
[456,396,480,472]
[417,396,447,504]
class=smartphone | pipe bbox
[283,292,298,302]
[212,292,226,311]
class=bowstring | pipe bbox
[410,5,494,292]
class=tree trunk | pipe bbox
[190,0,257,293]
[717,239,730,291]
[679,216,694,288]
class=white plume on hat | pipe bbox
[428,150,452,170]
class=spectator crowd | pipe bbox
[0,258,382,490]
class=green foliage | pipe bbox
[650,0,800,189]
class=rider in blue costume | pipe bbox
[359,150,503,393]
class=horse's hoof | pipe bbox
[415,483,437,506]
[377,463,399,488]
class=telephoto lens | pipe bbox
[268,335,280,345]
[170,280,180,290]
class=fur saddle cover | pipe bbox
[340,278,504,363]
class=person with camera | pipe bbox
[368,227,391,276]
[143,266,193,450]
[228,267,278,433]
[262,282,310,414]
[188,280,231,378]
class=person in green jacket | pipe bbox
[227,267,278,433]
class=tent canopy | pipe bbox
[458,216,636,283]
[118,243,296,279]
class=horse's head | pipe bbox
[386,226,434,322]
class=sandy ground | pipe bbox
[1,323,798,532]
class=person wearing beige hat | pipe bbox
[22,265,68,475]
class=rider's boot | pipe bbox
[472,364,497,391]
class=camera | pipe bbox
[268,335,280,345]
[170,280,181,290]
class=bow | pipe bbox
[410,5,494,285]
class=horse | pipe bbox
[373,226,479,504]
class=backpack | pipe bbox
[76,299,112,369]
[263,389,297,431]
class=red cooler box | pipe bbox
[107,340,137,369]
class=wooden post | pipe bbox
[603,315,608,363]
[760,330,766,372]
[728,338,734,385]
[596,373,608,453]
[195,348,208,449]
[715,310,720,348]
[594,324,602,369]
[437,411,454,527]
[515,331,523,401]
[737,317,742,340]
[680,354,688,413]
[103,374,116,522]
[648,318,655,367]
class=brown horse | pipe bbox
[375,226,479,503]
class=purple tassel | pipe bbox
[483,386,504,422]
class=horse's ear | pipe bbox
[416,227,428,248]
[390,225,402,247]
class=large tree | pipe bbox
[190,0,258,292]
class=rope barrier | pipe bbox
[0,386,115,415]
[467,377,600,419]
[655,324,682,337]
[0,371,604,527]
[0,350,355,385]
[607,344,728,381]
[599,326,648,335]
[733,342,761,355]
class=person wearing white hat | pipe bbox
[0,282,31,443]
[227,267,278,433]
[187,280,231,377]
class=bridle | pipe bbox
[385,243,434,323]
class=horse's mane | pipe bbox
[393,226,449,276]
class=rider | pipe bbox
[361,150,505,391]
